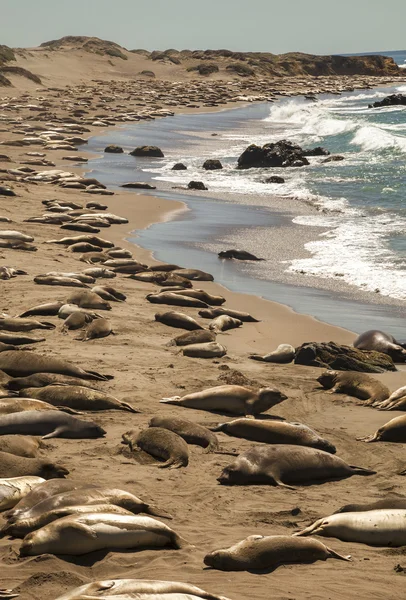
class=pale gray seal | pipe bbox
[123,428,189,469]
[335,497,406,514]
[168,289,225,305]
[0,476,45,511]
[249,344,295,364]
[0,410,106,439]
[354,330,406,362]
[19,513,186,556]
[204,535,349,571]
[155,311,204,331]
[211,419,336,453]
[147,292,208,309]
[209,315,242,333]
[61,311,93,331]
[218,445,375,488]
[373,385,406,410]
[0,452,68,479]
[0,350,112,380]
[46,235,114,248]
[295,509,406,546]
[34,275,89,288]
[317,370,390,405]
[23,385,138,413]
[149,416,219,452]
[199,307,259,322]
[358,414,406,443]
[182,342,227,358]
[161,385,287,417]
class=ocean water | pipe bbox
[86,75,406,336]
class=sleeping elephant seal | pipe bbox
[204,535,350,571]
[354,330,406,363]
[249,344,295,364]
[123,428,189,469]
[0,350,112,380]
[9,486,171,523]
[211,419,336,453]
[218,249,265,261]
[51,580,230,600]
[358,414,406,443]
[209,316,242,333]
[217,445,375,488]
[171,330,216,347]
[19,513,186,556]
[0,410,106,439]
[61,311,93,332]
[169,289,225,305]
[161,385,287,417]
[317,370,389,405]
[17,302,65,318]
[0,476,46,511]
[155,311,203,331]
[0,333,46,346]
[66,290,111,311]
[295,509,406,546]
[91,285,126,302]
[0,435,45,458]
[0,452,68,479]
[149,416,219,452]
[373,385,406,410]
[22,385,138,413]
[0,398,62,414]
[335,497,406,514]
[182,342,227,359]
[7,373,99,391]
[199,307,259,322]
[0,318,55,332]
[80,318,113,341]
[147,293,209,309]
[171,268,214,281]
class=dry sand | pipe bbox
[1,46,406,600]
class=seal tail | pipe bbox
[83,370,114,381]
[248,354,266,361]
[207,424,225,432]
[326,547,352,562]
[146,504,173,520]
[39,322,56,330]
[160,396,181,404]
[119,402,140,413]
[293,518,324,536]
[349,465,376,475]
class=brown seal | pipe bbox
[155,311,203,331]
[358,414,406,443]
[66,290,111,310]
[80,318,113,341]
[317,370,390,405]
[0,410,106,439]
[61,312,93,332]
[354,330,406,362]
[23,385,138,413]
[147,292,209,309]
[91,285,126,302]
[0,435,45,458]
[249,344,295,364]
[335,497,406,514]
[204,535,350,571]
[218,445,375,488]
[182,342,227,358]
[149,416,219,451]
[171,330,216,346]
[199,307,259,322]
[0,318,55,332]
[209,315,242,333]
[0,451,68,479]
[122,428,189,468]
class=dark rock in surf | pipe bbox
[322,155,345,163]
[172,163,187,170]
[237,140,309,169]
[129,146,164,158]
[369,94,406,109]
[203,159,223,170]
[294,341,397,373]
[264,176,285,184]
[120,182,157,189]
[104,145,123,153]
[188,181,208,190]
[303,146,330,157]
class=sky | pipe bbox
[1,0,405,55]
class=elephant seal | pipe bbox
[0,350,112,380]
[218,249,265,261]
[23,385,138,413]
[0,476,45,511]
[373,385,406,410]
[182,342,227,358]
[0,435,45,458]
[61,311,93,332]
[0,452,68,479]
[19,513,186,556]
[171,330,216,347]
[0,398,62,414]
[155,311,203,331]
[106,248,132,258]
[45,271,95,284]
[209,316,242,333]
[295,509,406,546]
[5,479,91,521]
[354,330,406,363]
[250,344,295,364]
[46,235,114,248]
[149,416,219,452]
[34,275,89,288]
[0,267,27,280]
[203,535,349,571]
[199,308,259,322]
[58,304,101,320]
[52,580,230,600]
[80,318,113,341]
[0,333,45,346]
[147,293,209,309]
[335,497,406,514]
[150,263,180,272]
[17,302,65,318]
[7,373,98,391]
[0,341,15,353]
[0,230,33,242]
[0,240,37,251]
[83,267,116,278]
[0,410,106,439]
[123,428,189,469]
[217,445,375,487]
[66,290,111,310]
[171,268,214,281]
[91,286,126,302]
[2,503,134,537]
[211,419,336,453]
[161,385,287,417]
[0,318,55,332]
[10,486,171,522]
[317,370,390,405]
[358,414,406,443]
[169,289,225,305]
[67,242,104,253]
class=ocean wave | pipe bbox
[351,124,406,152]
[288,213,406,300]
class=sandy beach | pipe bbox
[1,40,406,600]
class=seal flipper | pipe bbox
[42,426,65,440]
[326,547,352,561]
[293,518,325,536]
[145,504,173,520]
[64,522,98,538]
[274,479,296,490]
[118,401,140,413]
[349,465,376,475]
[0,590,19,599]
[160,396,181,404]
